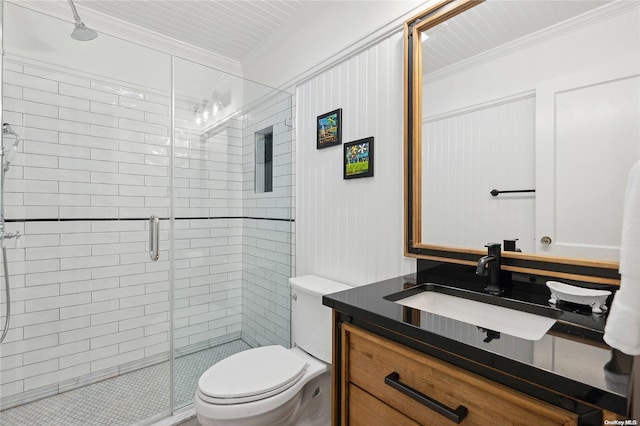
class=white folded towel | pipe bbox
[619,159,640,280]
[605,278,640,354]
[604,159,640,355]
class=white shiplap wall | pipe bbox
[296,32,415,286]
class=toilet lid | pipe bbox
[198,345,308,404]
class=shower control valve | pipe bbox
[2,230,21,241]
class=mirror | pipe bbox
[405,0,640,284]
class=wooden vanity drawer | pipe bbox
[342,323,579,426]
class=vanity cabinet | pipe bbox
[337,322,581,425]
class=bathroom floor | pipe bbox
[178,417,201,426]
[0,340,250,426]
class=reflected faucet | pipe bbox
[476,243,502,295]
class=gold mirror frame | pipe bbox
[404,0,620,285]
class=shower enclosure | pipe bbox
[0,2,293,424]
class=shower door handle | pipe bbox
[149,215,160,261]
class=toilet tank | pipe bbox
[290,275,350,364]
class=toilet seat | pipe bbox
[198,345,308,404]
[195,346,330,423]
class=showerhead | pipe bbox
[2,124,15,136]
[67,0,98,41]
[71,22,98,41]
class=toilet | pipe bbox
[194,275,350,426]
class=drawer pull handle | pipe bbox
[384,372,468,423]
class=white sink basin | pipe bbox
[394,290,557,341]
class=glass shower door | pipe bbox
[171,58,294,411]
[171,58,249,410]
[0,3,173,424]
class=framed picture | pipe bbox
[317,108,342,149]
[344,137,374,179]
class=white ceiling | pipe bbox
[15,1,622,75]
[74,0,618,73]
[422,0,613,75]
[75,0,312,62]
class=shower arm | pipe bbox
[67,0,84,26]
[66,0,98,41]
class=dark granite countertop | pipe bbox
[322,262,629,416]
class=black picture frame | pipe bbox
[317,108,342,149]
[344,137,374,179]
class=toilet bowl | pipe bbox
[194,346,330,426]
[194,275,350,426]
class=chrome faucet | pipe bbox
[476,243,502,295]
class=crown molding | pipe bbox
[423,90,535,124]
[243,0,434,91]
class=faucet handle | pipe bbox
[503,239,522,252]
[484,243,501,256]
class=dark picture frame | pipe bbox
[317,108,342,149]
[344,137,374,179]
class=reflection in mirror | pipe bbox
[411,0,640,270]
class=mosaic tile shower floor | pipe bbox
[0,340,251,426]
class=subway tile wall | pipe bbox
[0,60,293,409]
[172,118,244,356]
[241,95,293,348]
[241,218,292,348]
